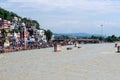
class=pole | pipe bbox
[101,24,103,43]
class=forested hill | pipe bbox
[0,7,40,29]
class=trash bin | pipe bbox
[54,44,61,52]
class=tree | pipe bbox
[90,35,103,41]
[105,35,119,42]
[0,8,4,19]
[0,7,21,20]
[21,18,40,29]
[45,29,53,41]
[55,35,69,40]
[32,20,40,29]
[90,35,98,39]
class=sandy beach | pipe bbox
[0,43,120,80]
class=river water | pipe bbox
[0,43,120,80]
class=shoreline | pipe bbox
[0,42,116,54]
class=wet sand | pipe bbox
[0,43,120,80]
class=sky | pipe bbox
[0,0,120,36]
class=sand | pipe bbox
[0,43,120,80]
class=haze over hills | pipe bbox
[54,33,102,38]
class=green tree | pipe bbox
[55,35,69,40]
[45,29,53,41]
[0,8,4,19]
[0,7,21,20]
[90,35,103,41]
[106,35,119,42]
[32,20,40,29]
[21,18,40,29]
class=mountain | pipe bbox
[54,33,91,38]
[54,33,101,38]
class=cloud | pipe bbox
[6,0,120,14]
[1,0,120,35]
